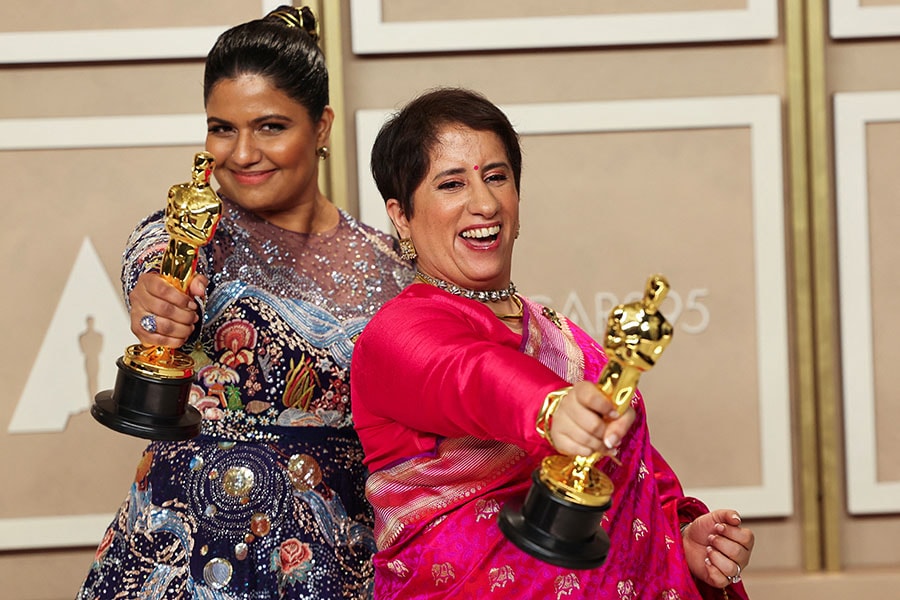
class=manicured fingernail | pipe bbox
[732,513,742,524]
[707,534,716,544]
[604,433,620,449]
[705,557,712,566]
[715,523,725,533]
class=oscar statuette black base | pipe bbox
[91,357,201,441]
[498,469,611,570]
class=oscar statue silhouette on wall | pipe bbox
[499,274,675,569]
[92,151,222,440]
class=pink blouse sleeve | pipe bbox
[352,288,565,469]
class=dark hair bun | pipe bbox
[266,5,319,43]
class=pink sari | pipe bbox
[355,287,749,599]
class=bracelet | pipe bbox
[535,386,572,449]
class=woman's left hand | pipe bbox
[682,509,754,588]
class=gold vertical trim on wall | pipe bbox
[317,0,350,212]
[784,0,822,573]
[786,0,842,573]
[805,0,843,572]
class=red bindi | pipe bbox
[473,165,479,170]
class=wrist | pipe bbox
[535,386,572,449]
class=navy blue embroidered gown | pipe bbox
[78,198,412,600]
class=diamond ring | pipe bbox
[140,314,158,334]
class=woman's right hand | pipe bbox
[128,272,208,348]
[547,381,636,457]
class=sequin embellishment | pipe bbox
[203,557,234,590]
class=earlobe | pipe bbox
[385,198,410,239]
[317,106,335,145]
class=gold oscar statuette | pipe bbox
[92,151,222,440]
[499,274,674,569]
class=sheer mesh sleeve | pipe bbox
[119,209,214,310]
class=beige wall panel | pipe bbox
[0,147,202,469]
[864,0,900,7]
[828,37,900,572]
[0,144,207,595]
[1,63,204,118]
[513,127,760,485]
[0,0,256,32]
[0,147,200,371]
[865,122,900,484]
[831,1,900,38]
[382,0,747,20]
[0,549,97,600]
[826,40,900,91]
[342,45,786,216]
[843,517,900,567]
[831,95,900,568]
[350,0,776,53]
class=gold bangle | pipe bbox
[535,386,572,448]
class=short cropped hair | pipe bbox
[371,87,522,218]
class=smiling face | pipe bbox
[387,125,520,291]
[204,73,333,229]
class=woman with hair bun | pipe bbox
[77,7,412,599]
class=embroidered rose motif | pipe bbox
[554,573,581,598]
[475,498,501,521]
[432,562,456,586]
[489,565,515,591]
[279,538,313,575]
[632,518,648,541]
[617,579,636,600]
[387,559,410,579]
[661,590,681,600]
[270,538,313,594]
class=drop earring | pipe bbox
[399,238,417,261]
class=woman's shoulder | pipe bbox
[132,208,166,231]
[339,208,384,236]
[338,209,403,254]
[123,208,166,254]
